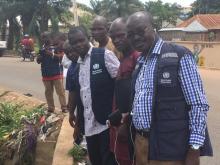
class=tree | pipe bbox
[0,0,73,50]
[22,0,73,34]
[79,13,94,32]
[191,0,220,15]
[90,0,103,15]
[145,0,181,30]
[90,0,144,21]
[0,0,23,49]
[77,2,94,13]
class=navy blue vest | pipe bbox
[132,42,213,160]
[75,48,115,134]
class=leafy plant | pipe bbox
[0,102,45,140]
[68,144,87,163]
[0,102,46,164]
[0,103,25,139]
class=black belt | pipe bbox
[136,129,150,138]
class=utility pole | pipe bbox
[72,0,79,26]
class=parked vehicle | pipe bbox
[0,40,7,57]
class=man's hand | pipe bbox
[36,55,42,64]
[45,49,53,56]
[69,113,76,128]
[73,121,80,141]
[68,92,77,127]
[69,113,80,141]
[185,148,200,165]
[106,120,111,127]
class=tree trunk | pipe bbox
[21,15,33,35]
[7,18,15,50]
[38,4,49,34]
[40,15,49,33]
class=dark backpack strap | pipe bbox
[91,47,105,56]
[90,47,112,79]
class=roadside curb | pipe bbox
[52,114,73,165]
[1,54,20,58]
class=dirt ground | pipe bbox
[199,69,220,165]
[0,86,45,109]
[1,67,220,165]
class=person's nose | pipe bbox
[134,33,140,40]
[75,41,82,48]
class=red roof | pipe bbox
[177,14,220,30]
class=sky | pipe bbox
[76,0,195,7]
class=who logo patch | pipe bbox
[93,64,100,70]
[162,72,170,79]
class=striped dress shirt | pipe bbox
[132,38,209,146]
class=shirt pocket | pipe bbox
[158,57,179,88]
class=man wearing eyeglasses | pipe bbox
[127,11,213,165]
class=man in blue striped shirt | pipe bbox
[127,11,212,165]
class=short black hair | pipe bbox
[92,16,108,29]
[51,31,67,41]
[68,26,89,40]
[40,31,51,46]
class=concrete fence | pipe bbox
[170,41,220,69]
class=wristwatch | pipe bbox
[190,144,201,150]
[52,50,55,58]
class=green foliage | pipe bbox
[77,2,94,14]
[0,103,24,139]
[145,0,181,30]
[0,102,45,140]
[191,0,220,15]
[59,11,74,29]
[90,0,103,15]
[89,0,180,28]
[90,0,144,21]
[79,13,94,32]
[0,102,45,164]
[0,0,73,50]
[68,144,87,163]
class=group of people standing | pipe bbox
[37,11,213,165]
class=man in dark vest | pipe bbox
[67,26,119,165]
[126,11,212,165]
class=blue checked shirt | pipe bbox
[132,38,209,146]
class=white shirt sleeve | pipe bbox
[104,49,120,78]
[61,54,72,69]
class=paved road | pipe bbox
[199,69,220,165]
[0,57,219,164]
[0,56,63,107]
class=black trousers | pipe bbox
[86,129,117,165]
